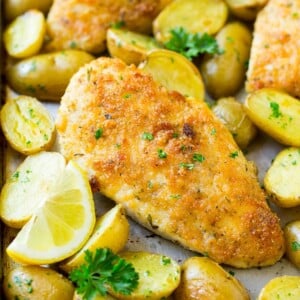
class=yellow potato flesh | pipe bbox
[245,88,300,146]
[139,49,205,101]
[264,147,300,207]
[153,0,228,43]
[0,96,55,155]
[111,252,180,300]
[107,28,161,65]
[258,276,300,300]
[4,9,46,58]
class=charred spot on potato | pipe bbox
[183,123,194,138]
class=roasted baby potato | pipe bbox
[284,221,300,268]
[4,10,46,58]
[110,252,180,300]
[199,22,252,99]
[212,97,257,149]
[153,0,228,43]
[244,88,300,147]
[174,257,250,300]
[139,49,205,100]
[107,28,161,65]
[225,0,268,20]
[264,147,300,208]
[3,266,74,300]
[4,0,53,22]
[257,276,300,300]
[0,96,56,155]
[60,204,129,273]
[6,50,95,101]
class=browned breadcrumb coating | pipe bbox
[56,57,284,268]
[46,0,172,54]
[246,0,300,97]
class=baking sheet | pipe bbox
[1,93,299,299]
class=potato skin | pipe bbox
[284,221,300,268]
[199,22,252,99]
[225,0,268,21]
[212,97,257,149]
[3,266,74,300]
[6,50,94,101]
[4,0,53,22]
[174,257,250,300]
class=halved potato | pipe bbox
[174,257,250,300]
[225,0,268,21]
[4,9,46,58]
[199,22,252,99]
[107,28,161,65]
[110,252,180,300]
[212,97,257,149]
[153,0,228,43]
[139,49,205,100]
[0,96,56,155]
[244,88,300,146]
[60,204,129,273]
[6,50,95,101]
[0,152,66,228]
[264,147,300,207]
[284,221,300,268]
[3,266,74,300]
[258,276,300,300]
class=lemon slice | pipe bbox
[0,152,66,228]
[60,204,129,273]
[6,160,96,265]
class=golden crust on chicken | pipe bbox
[246,0,300,97]
[46,0,172,54]
[56,57,284,268]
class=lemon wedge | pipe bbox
[60,204,129,273]
[6,160,96,265]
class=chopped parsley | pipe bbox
[211,128,217,135]
[170,194,181,199]
[158,149,167,159]
[291,241,300,251]
[164,27,223,60]
[110,20,125,29]
[161,256,171,265]
[69,41,77,48]
[179,162,194,170]
[229,151,238,158]
[123,93,131,99]
[142,132,154,141]
[193,153,205,162]
[94,128,103,140]
[270,102,282,118]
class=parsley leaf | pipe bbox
[164,27,223,60]
[70,248,139,299]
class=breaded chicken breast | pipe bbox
[46,0,172,54]
[246,0,300,97]
[56,57,284,268]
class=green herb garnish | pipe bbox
[179,162,194,170]
[95,128,103,140]
[142,132,154,141]
[270,102,282,118]
[70,248,139,299]
[158,149,167,159]
[193,153,205,163]
[164,27,223,60]
[291,241,300,251]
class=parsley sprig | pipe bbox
[70,248,139,300]
[164,27,223,60]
